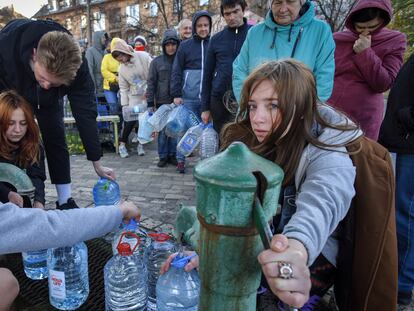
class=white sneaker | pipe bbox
[137,144,145,156]
[119,144,129,158]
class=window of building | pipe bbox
[93,12,106,31]
[49,0,57,11]
[59,0,70,9]
[149,2,158,17]
[80,15,87,29]
[173,0,181,14]
[200,0,209,6]
[65,18,72,30]
[126,4,140,26]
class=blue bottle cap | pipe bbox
[124,219,138,231]
[170,253,197,269]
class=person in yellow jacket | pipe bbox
[101,38,121,114]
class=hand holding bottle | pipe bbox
[119,201,141,224]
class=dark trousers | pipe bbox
[210,95,234,135]
[120,120,137,143]
[35,100,70,184]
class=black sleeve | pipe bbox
[146,58,158,107]
[67,59,102,161]
[201,39,216,112]
[0,182,11,203]
[26,145,46,205]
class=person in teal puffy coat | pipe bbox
[232,0,335,103]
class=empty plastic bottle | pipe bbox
[131,78,147,96]
[22,249,48,280]
[156,254,200,311]
[122,101,148,122]
[138,111,154,144]
[146,233,176,311]
[199,122,219,159]
[105,232,148,311]
[176,124,204,157]
[148,103,176,132]
[112,220,151,261]
[165,105,188,139]
[93,178,121,242]
[48,242,89,310]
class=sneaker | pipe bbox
[177,162,185,174]
[137,144,145,156]
[168,156,178,166]
[56,198,79,210]
[157,158,168,167]
[119,144,129,158]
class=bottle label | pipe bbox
[49,269,66,299]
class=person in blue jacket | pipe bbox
[170,11,212,173]
[201,0,252,134]
[232,0,335,103]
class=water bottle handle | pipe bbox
[117,231,141,253]
[148,232,170,242]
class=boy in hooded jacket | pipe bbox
[147,29,180,168]
[170,11,212,173]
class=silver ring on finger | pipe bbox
[277,261,294,279]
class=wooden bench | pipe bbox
[63,115,120,154]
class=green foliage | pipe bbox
[65,129,85,155]
[391,0,414,59]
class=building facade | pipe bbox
[33,0,222,55]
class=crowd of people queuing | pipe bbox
[0,0,413,310]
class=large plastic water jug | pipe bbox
[146,233,176,311]
[176,124,204,157]
[138,111,154,144]
[93,178,121,242]
[199,122,219,159]
[22,249,48,280]
[93,178,121,207]
[156,254,200,311]
[148,103,176,132]
[105,232,148,311]
[47,242,89,310]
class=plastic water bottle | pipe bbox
[112,220,151,261]
[148,103,176,132]
[200,122,219,159]
[122,102,147,122]
[186,109,201,128]
[93,178,121,242]
[48,242,89,310]
[22,249,48,280]
[165,105,188,139]
[146,233,176,311]
[176,124,204,157]
[138,111,154,144]
[156,254,200,311]
[131,78,147,96]
[105,232,148,311]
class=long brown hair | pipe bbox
[221,59,359,185]
[0,91,41,167]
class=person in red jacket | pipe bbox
[328,0,406,140]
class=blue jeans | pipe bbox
[176,99,201,163]
[158,129,177,160]
[104,90,119,115]
[395,153,414,294]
